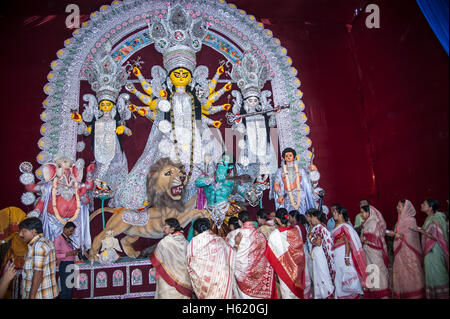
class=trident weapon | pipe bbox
[225,105,290,126]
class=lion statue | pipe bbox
[88,158,207,262]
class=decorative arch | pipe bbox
[37,0,316,184]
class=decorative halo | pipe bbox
[19,162,33,174]
[158,99,171,112]
[35,167,44,181]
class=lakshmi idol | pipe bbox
[273,147,316,214]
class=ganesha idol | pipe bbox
[23,154,93,251]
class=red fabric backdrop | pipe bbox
[0,0,448,234]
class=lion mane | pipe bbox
[146,157,186,213]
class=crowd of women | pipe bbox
[150,197,448,299]
[284,198,449,299]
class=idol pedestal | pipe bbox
[12,257,156,299]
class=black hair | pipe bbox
[238,210,250,223]
[64,222,77,229]
[361,205,370,213]
[297,213,308,226]
[289,210,300,223]
[282,147,297,160]
[165,218,182,232]
[330,203,341,209]
[319,212,327,223]
[337,207,349,222]
[306,208,326,223]
[19,217,43,234]
[275,208,289,226]
[305,208,317,217]
[193,218,211,234]
[228,217,241,230]
[256,208,269,220]
[425,198,440,213]
[360,199,370,205]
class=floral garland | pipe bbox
[282,163,301,210]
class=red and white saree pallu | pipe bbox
[295,224,312,299]
[265,226,309,299]
[187,230,236,299]
[332,223,367,299]
[150,232,192,299]
[393,200,425,299]
[226,222,276,299]
[310,224,335,299]
[361,206,391,298]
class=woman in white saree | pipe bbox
[307,208,335,299]
[150,218,192,299]
[331,207,367,299]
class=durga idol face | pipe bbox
[99,100,114,113]
[169,68,192,88]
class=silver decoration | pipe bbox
[94,117,117,165]
[82,94,99,122]
[19,173,35,185]
[158,99,171,112]
[149,3,208,73]
[21,192,36,206]
[150,65,168,96]
[35,166,44,181]
[37,151,51,165]
[158,139,172,155]
[244,184,265,207]
[19,162,33,174]
[309,170,320,183]
[27,209,41,218]
[117,93,132,121]
[192,65,209,91]
[75,158,85,181]
[158,120,172,134]
[231,53,272,99]
[238,139,246,150]
[76,141,86,153]
[122,209,150,226]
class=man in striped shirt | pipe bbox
[19,217,58,299]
